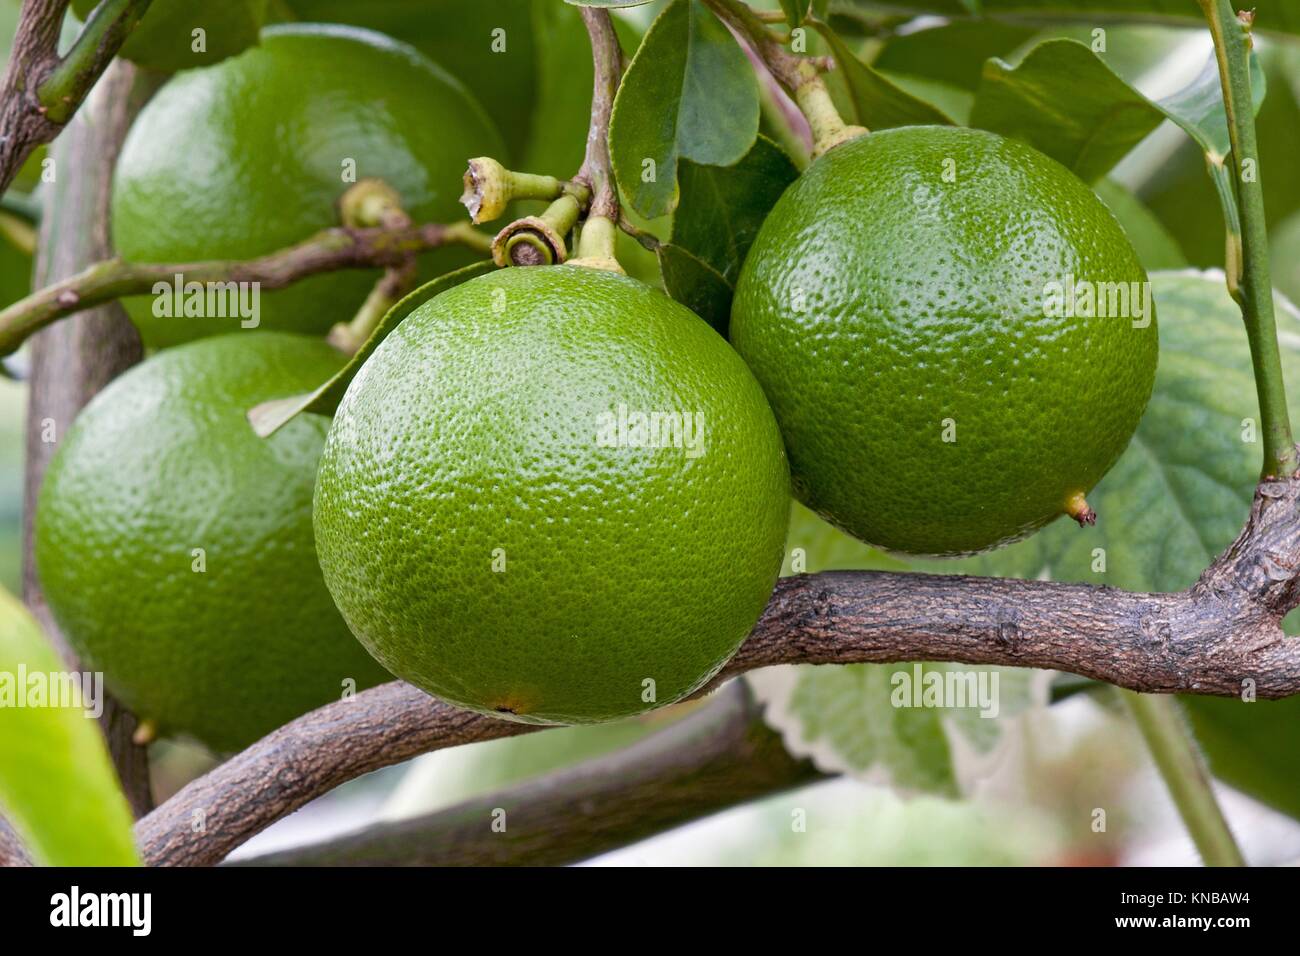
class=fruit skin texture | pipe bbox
[111,24,505,348]
[34,333,391,753]
[731,125,1158,557]
[314,266,790,724]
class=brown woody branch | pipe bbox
[234,682,824,867]
[0,0,154,195]
[130,465,1300,867]
[0,219,490,355]
[576,6,622,223]
[20,60,161,821]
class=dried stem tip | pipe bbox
[1066,492,1097,527]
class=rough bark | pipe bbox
[235,682,824,867]
[132,464,1300,867]
[20,60,159,819]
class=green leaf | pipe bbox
[971,38,1266,189]
[657,245,732,336]
[249,260,496,437]
[779,0,811,30]
[749,504,1039,796]
[1094,179,1188,272]
[935,271,1298,591]
[1182,695,1300,821]
[672,134,798,284]
[750,659,1042,796]
[836,0,1300,37]
[73,0,268,72]
[814,23,956,128]
[930,271,1300,819]
[0,588,139,866]
[609,0,760,219]
[657,135,798,330]
[871,19,1038,91]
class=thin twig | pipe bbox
[0,220,491,355]
[1122,692,1246,867]
[576,6,623,223]
[0,0,154,193]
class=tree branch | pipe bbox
[235,682,824,867]
[0,219,491,355]
[576,6,621,225]
[0,0,153,194]
[133,463,1300,866]
[20,59,161,819]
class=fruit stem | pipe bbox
[568,215,625,274]
[131,718,158,747]
[1199,1,1297,479]
[703,0,866,157]
[460,157,591,225]
[1065,492,1097,527]
[338,179,409,231]
[1121,692,1246,867]
[327,259,418,355]
[491,194,582,268]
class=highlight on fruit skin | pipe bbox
[730,124,1159,557]
[312,265,791,724]
[33,332,392,753]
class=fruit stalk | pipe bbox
[1121,692,1246,867]
[0,218,493,355]
[491,194,583,267]
[702,0,865,157]
[1200,1,1297,478]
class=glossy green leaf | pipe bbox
[609,0,760,219]
[971,38,1265,189]
[0,588,139,866]
[657,245,732,336]
[749,505,1039,796]
[871,19,1038,91]
[658,135,798,330]
[931,272,1300,819]
[672,135,798,284]
[814,23,956,128]
[249,260,496,437]
[73,0,267,72]
[837,0,1300,36]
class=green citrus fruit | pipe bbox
[313,266,790,724]
[34,333,390,752]
[731,126,1158,556]
[111,24,504,349]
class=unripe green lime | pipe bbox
[111,24,504,348]
[313,266,790,724]
[34,333,390,752]
[731,126,1158,556]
